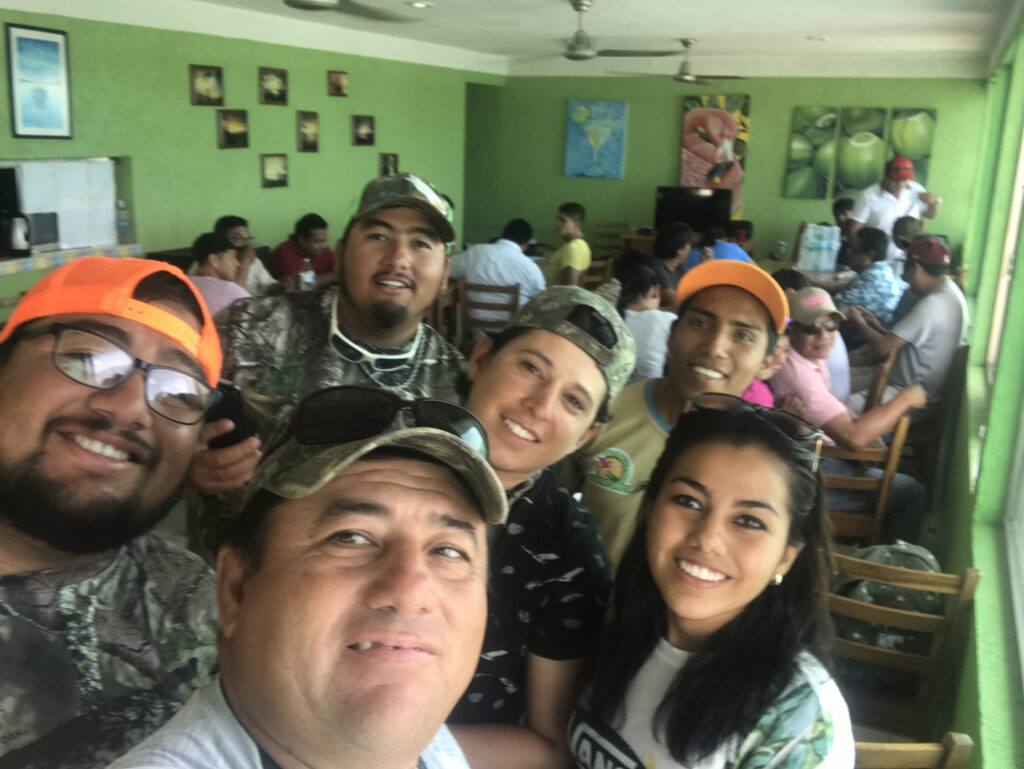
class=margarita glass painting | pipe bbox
[564,100,627,179]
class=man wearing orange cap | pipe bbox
[0,258,222,767]
[566,260,788,565]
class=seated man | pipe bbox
[833,226,906,336]
[832,197,855,266]
[189,231,251,316]
[890,215,926,278]
[449,218,545,336]
[651,222,694,310]
[770,287,926,542]
[569,260,787,565]
[847,236,969,416]
[213,215,278,296]
[110,394,509,769]
[682,226,752,273]
[0,258,222,767]
[542,202,591,287]
[269,212,336,289]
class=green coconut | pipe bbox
[785,166,818,198]
[891,111,936,160]
[813,138,837,180]
[788,133,814,169]
[841,107,884,136]
[837,132,886,189]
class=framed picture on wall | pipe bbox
[379,153,398,176]
[6,23,72,139]
[327,70,348,97]
[297,110,319,152]
[352,115,375,146]
[258,66,288,105]
[217,109,249,149]
[189,64,224,106]
[261,154,288,188]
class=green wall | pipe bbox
[464,76,988,261]
[0,9,488,251]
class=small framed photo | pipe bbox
[379,153,398,176]
[6,23,72,139]
[189,64,224,106]
[217,109,249,149]
[297,110,319,153]
[352,115,375,146]
[261,154,288,188]
[258,66,287,105]
[327,70,348,97]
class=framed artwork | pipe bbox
[680,94,750,216]
[890,108,937,187]
[564,100,627,179]
[189,64,223,106]
[258,66,287,105]
[783,106,838,199]
[327,70,348,97]
[261,154,288,188]
[352,115,375,146]
[379,153,398,176]
[297,110,319,153]
[6,23,72,139]
[831,107,888,198]
[217,109,249,149]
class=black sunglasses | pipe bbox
[291,385,489,460]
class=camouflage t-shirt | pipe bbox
[0,534,218,769]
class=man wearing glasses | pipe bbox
[0,258,223,766]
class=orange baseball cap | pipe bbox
[0,257,222,385]
[676,260,789,334]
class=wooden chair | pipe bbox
[456,279,519,353]
[829,553,980,741]
[588,220,630,261]
[865,346,900,410]
[581,258,615,291]
[855,731,973,768]
[819,415,910,544]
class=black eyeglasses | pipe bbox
[20,323,216,425]
[793,319,839,335]
[291,385,489,460]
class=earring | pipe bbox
[771,573,783,586]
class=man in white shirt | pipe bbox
[848,156,941,266]
[449,219,545,336]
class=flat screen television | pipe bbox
[654,187,732,232]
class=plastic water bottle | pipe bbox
[298,257,315,291]
[115,200,132,245]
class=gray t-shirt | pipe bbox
[109,678,472,769]
[890,278,969,400]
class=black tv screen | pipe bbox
[655,187,732,232]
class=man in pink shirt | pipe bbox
[770,287,927,543]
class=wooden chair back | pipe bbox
[456,279,520,353]
[588,220,629,261]
[581,258,615,291]
[865,346,900,410]
[819,415,910,544]
[855,731,973,768]
[829,554,979,741]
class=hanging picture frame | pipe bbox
[6,23,72,139]
[189,64,224,106]
[258,66,288,105]
[261,154,288,188]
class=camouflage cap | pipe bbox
[241,427,508,524]
[352,173,455,244]
[506,285,636,401]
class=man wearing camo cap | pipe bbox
[447,287,635,769]
[190,172,465,553]
[111,392,508,769]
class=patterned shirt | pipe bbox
[0,535,218,769]
[448,468,612,725]
[832,261,906,329]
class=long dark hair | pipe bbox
[585,408,833,764]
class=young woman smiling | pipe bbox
[570,404,854,769]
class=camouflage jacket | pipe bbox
[0,534,219,769]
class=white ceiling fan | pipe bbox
[563,0,683,61]
[282,0,410,23]
[672,38,744,83]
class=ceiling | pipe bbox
[193,0,1020,78]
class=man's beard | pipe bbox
[370,301,409,329]
[0,429,179,556]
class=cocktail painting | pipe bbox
[7,24,72,139]
[564,100,627,179]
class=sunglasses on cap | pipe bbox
[685,392,823,470]
[290,385,489,460]
[19,323,216,425]
[792,319,839,334]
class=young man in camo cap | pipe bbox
[447,286,636,769]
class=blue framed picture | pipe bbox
[564,100,628,179]
[6,24,72,139]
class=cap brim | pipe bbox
[251,427,507,524]
[676,261,789,334]
[358,199,456,244]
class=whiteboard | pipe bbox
[8,158,117,250]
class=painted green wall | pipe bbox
[0,9,484,251]
[464,76,988,263]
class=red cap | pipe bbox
[906,237,950,267]
[0,257,222,385]
[887,156,915,181]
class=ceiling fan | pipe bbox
[672,38,744,83]
[563,0,682,61]
[283,0,409,23]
